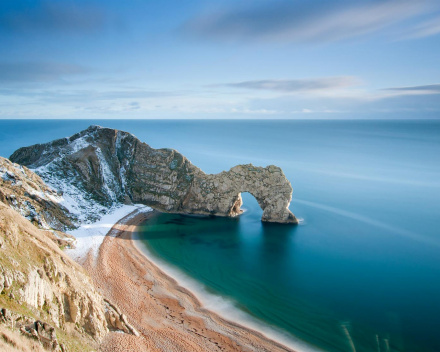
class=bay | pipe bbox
[2,119,439,351]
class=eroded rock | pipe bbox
[10,126,298,224]
[104,299,139,336]
[0,157,76,232]
[20,320,59,350]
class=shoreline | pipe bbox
[80,209,302,352]
[132,215,318,352]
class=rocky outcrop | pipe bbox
[2,307,67,351]
[0,157,76,232]
[10,126,297,224]
[19,320,64,351]
[1,310,48,352]
[103,299,139,336]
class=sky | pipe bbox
[1,0,440,119]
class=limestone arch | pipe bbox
[188,164,297,224]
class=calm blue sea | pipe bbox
[1,119,439,352]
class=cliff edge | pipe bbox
[10,125,297,224]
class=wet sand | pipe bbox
[81,209,295,352]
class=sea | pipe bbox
[1,119,439,352]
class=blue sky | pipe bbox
[1,0,440,119]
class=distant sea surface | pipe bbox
[1,119,440,352]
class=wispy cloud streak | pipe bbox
[385,84,440,94]
[184,0,437,43]
[216,77,359,93]
[405,16,440,39]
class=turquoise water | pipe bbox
[1,120,440,351]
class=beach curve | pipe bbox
[78,208,300,352]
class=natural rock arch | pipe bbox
[183,164,297,224]
[10,126,298,224]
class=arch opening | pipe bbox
[228,191,265,218]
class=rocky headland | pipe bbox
[10,125,297,224]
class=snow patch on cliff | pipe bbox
[70,136,90,154]
[35,162,105,223]
[95,147,119,201]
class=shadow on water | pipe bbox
[137,212,242,241]
[261,221,298,242]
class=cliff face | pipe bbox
[10,126,297,224]
[0,195,108,350]
[0,157,76,232]
[0,158,139,351]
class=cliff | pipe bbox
[10,125,297,224]
[0,157,76,232]
[0,157,139,351]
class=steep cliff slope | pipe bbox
[0,158,138,351]
[10,125,297,224]
[0,157,76,232]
